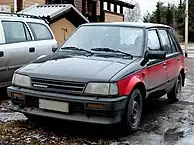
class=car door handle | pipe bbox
[0,51,4,57]
[29,47,35,53]
[163,62,167,66]
[177,58,180,61]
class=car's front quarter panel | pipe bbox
[117,72,145,96]
[111,58,146,96]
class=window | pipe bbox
[2,21,31,43]
[147,30,160,50]
[168,32,178,53]
[61,26,144,56]
[158,30,172,54]
[27,23,53,40]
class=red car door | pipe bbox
[144,29,168,95]
[158,29,181,91]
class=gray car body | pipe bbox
[0,15,57,88]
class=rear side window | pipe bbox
[2,21,32,43]
[168,33,178,53]
[27,23,53,40]
[158,30,172,54]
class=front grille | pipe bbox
[31,78,86,94]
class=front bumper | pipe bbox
[7,86,128,125]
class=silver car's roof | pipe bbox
[82,22,171,29]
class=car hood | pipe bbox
[18,53,137,82]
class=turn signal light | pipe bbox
[86,104,105,110]
[11,93,25,99]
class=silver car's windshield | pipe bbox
[60,25,144,56]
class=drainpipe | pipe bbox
[14,0,17,12]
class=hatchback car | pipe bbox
[8,22,185,133]
[0,12,57,88]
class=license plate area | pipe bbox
[39,99,69,113]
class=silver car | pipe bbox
[0,13,57,88]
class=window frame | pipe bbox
[27,22,53,41]
[1,20,33,44]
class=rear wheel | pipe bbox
[122,88,143,133]
[167,74,182,103]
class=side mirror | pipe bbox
[141,50,166,66]
[146,50,166,60]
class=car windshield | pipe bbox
[60,25,144,56]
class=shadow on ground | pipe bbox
[0,88,8,101]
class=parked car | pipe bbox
[0,12,57,88]
[7,22,185,133]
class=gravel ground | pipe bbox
[0,57,194,145]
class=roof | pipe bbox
[104,0,135,9]
[18,4,89,27]
[82,22,171,28]
[0,12,47,24]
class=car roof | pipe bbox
[82,22,171,29]
[0,14,46,24]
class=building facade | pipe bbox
[0,0,45,12]
[0,0,134,22]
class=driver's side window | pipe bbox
[148,30,161,50]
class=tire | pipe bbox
[167,74,182,103]
[121,88,143,133]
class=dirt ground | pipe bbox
[0,57,194,145]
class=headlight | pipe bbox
[84,83,118,95]
[12,73,31,87]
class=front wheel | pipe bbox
[122,88,143,133]
[167,74,182,103]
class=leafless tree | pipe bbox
[124,0,142,22]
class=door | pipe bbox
[158,29,181,90]
[27,22,57,60]
[144,29,168,95]
[0,46,7,84]
[2,21,32,82]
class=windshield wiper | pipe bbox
[61,46,93,55]
[91,48,133,58]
